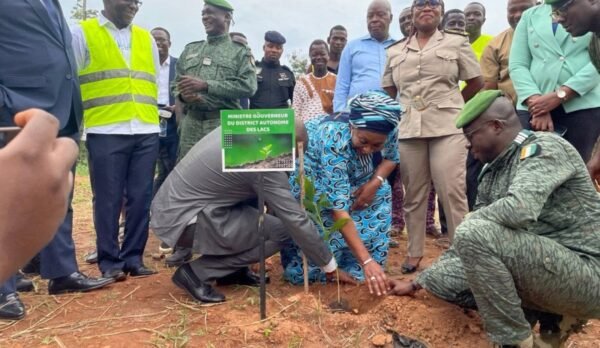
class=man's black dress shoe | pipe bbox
[84,251,98,264]
[125,265,157,277]
[0,293,25,320]
[165,247,192,267]
[16,273,34,292]
[48,272,114,295]
[172,263,225,303]
[216,267,269,287]
[21,255,40,275]
[102,269,127,282]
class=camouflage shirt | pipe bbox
[173,33,257,112]
[471,130,600,260]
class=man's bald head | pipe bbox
[368,0,392,12]
[367,0,393,42]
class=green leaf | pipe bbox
[331,218,351,232]
[317,193,331,209]
[322,229,332,241]
[304,177,316,201]
[306,212,324,231]
[303,199,317,214]
[264,144,273,151]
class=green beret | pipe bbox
[455,90,504,129]
[204,0,233,11]
[544,0,564,5]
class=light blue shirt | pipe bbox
[333,35,395,112]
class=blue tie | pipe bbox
[42,0,62,35]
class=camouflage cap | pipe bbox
[455,90,504,129]
[204,0,234,12]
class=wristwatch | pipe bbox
[556,87,568,102]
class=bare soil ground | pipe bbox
[0,176,598,348]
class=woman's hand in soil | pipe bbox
[388,279,420,296]
[326,269,358,285]
[363,262,389,296]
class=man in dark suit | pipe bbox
[0,0,114,321]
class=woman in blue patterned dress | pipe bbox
[281,91,401,295]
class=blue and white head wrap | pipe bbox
[348,91,402,134]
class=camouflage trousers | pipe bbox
[177,114,221,161]
[416,218,600,345]
[391,168,437,230]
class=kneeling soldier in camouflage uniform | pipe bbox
[389,91,600,348]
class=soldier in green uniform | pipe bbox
[546,0,600,188]
[389,91,600,348]
[174,0,257,160]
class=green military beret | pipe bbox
[544,0,565,5]
[204,0,234,12]
[455,90,504,129]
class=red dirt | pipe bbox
[0,176,598,347]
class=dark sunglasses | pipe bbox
[414,0,442,9]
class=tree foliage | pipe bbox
[287,49,309,78]
[70,0,99,21]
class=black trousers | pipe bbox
[87,133,159,272]
[517,106,600,162]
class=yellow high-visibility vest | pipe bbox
[78,18,158,128]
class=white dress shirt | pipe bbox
[71,13,161,135]
[157,56,171,106]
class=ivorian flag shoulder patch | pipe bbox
[520,144,541,160]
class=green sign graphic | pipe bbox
[221,109,295,172]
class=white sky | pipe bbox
[59,0,513,63]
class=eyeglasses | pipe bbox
[413,0,442,9]
[551,0,574,20]
[463,119,505,141]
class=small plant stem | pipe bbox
[298,142,310,294]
